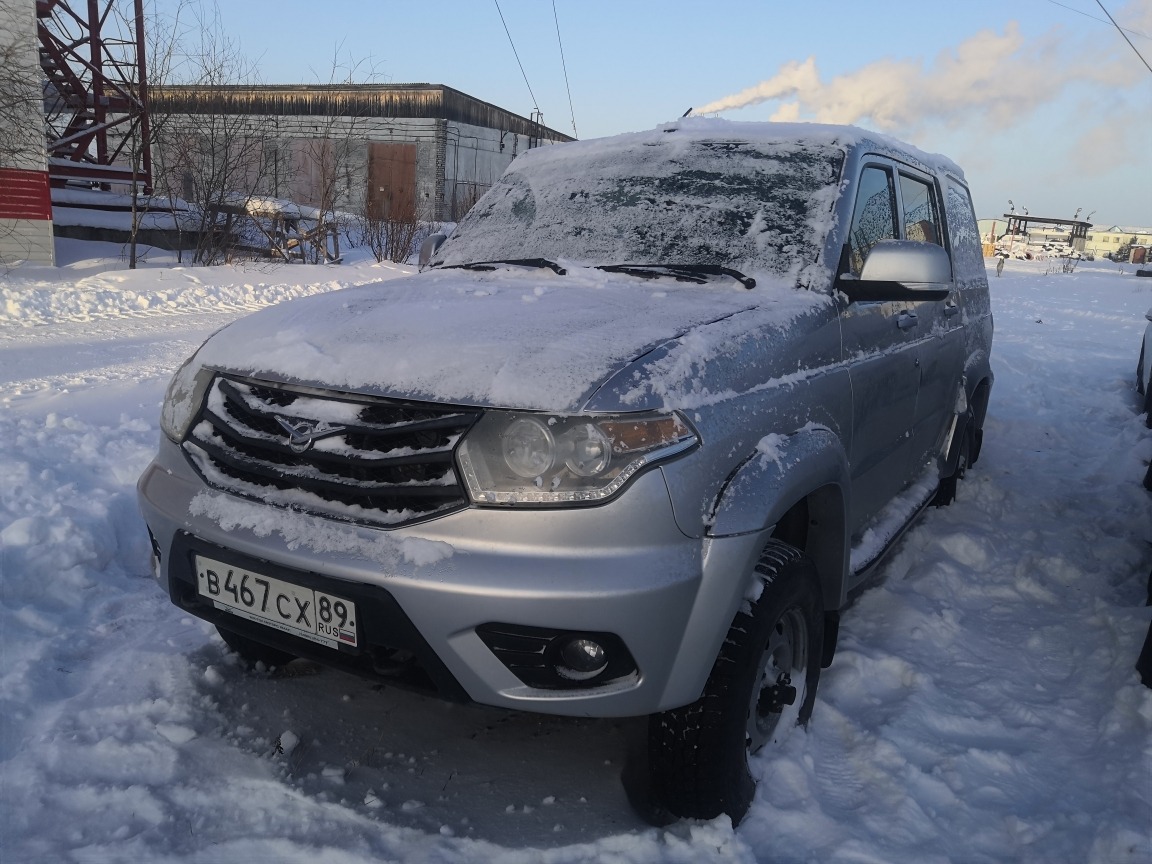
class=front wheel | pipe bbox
[648,541,823,824]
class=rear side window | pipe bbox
[945,179,985,284]
[848,166,897,276]
[899,174,942,246]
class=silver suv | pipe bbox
[138,119,993,824]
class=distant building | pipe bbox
[978,214,1091,259]
[978,217,1152,262]
[0,0,54,265]
[1084,225,1152,261]
[149,84,574,223]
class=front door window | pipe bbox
[847,166,897,276]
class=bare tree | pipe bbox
[282,47,384,263]
[94,0,163,268]
[146,1,274,265]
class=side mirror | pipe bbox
[418,232,447,270]
[840,240,952,302]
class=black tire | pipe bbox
[648,541,823,825]
[1144,384,1152,429]
[216,625,296,670]
[1137,342,1146,396]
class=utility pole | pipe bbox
[530,109,543,149]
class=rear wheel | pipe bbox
[933,416,973,507]
[216,625,296,670]
[647,541,823,824]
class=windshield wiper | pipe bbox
[595,263,755,290]
[445,258,567,276]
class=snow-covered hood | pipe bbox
[193,265,814,413]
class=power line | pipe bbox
[552,0,578,138]
[1044,0,1150,39]
[1093,0,1152,73]
[493,0,540,113]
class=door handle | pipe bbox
[944,301,960,317]
[897,311,919,330]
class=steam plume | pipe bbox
[695,6,1147,137]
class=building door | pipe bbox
[367,143,417,220]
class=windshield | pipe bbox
[434,133,845,283]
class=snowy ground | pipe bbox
[1,241,1150,863]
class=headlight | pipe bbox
[502,417,556,478]
[457,411,697,505]
[159,354,215,442]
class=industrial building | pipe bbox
[1,0,572,264]
[149,83,572,224]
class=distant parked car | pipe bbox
[138,119,994,825]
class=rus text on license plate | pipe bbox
[195,555,358,649]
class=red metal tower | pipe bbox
[37,0,151,190]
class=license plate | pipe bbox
[195,555,358,649]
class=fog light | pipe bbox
[557,637,609,681]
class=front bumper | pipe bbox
[137,435,769,717]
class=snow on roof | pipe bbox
[217,194,323,221]
[1099,225,1152,235]
[524,117,965,180]
[51,186,192,211]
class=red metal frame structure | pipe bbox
[37,0,151,190]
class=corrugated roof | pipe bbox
[149,83,573,142]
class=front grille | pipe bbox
[183,375,481,528]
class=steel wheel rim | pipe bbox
[747,606,808,752]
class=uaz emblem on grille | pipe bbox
[274,416,348,453]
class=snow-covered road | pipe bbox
[1,243,1150,863]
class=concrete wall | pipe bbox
[0,0,54,265]
[0,215,55,265]
[247,115,444,218]
[443,121,536,220]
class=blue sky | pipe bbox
[162,0,1150,226]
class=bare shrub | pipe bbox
[358,204,437,265]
